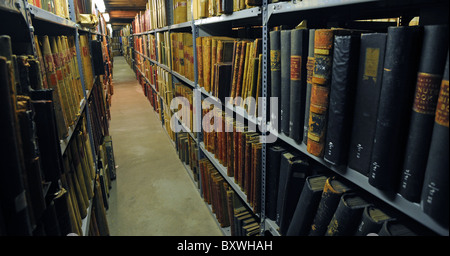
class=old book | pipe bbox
[276,152,310,235]
[265,145,285,220]
[280,30,291,135]
[323,35,360,166]
[289,28,309,143]
[286,175,328,236]
[347,33,387,175]
[325,193,371,236]
[0,54,33,235]
[421,52,449,228]
[173,0,188,24]
[221,0,233,13]
[368,26,422,191]
[230,41,242,101]
[307,29,336,157]
[354,205,392,236]
[309,177,353,236]
[399,25,449,202]
[303,29,315,144]
[270,30,281,129]
[377,220,417,236]
[250,142,262,213]
[234,41,248,104]
[40,36,68,139]
[196,37,203,87]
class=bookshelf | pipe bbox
[0,0,114,236]
[130,0,448,236]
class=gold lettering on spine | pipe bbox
[413,73,442,115]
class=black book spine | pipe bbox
[0,54,32,235]
[368,26,423,191]
[286,175,325,236]
[324,35,360,166]
[399,25,449,202]
[270,30,281,130]
[278,157,309,235]
[265,146,285,220]
[289,28,309,143]
[347,33,387,175]
[280,30,291,135]
[222,0,233,14]
[421,52,449,228]
[325,194,370,236]
[218,63,233,105]
[303,29,315,145]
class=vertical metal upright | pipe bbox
[260,0,269,235]
[67,0,98,172]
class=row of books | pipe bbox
[266,145,436,236]
[202,108,262,213]
[132,0,168,33]
[176,133,200,184]
[174,83,195,131]
[28,0,94,23]
[197,36,262,116]
[199,156,260,235]
[193,0,260,20]
[270,25,449,228]
[171,32,195,81]
[34,35,86,141]
[0,37,102,235]
[135,34,158,61]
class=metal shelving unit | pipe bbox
[131,0,449,237]
[0,0,113,236]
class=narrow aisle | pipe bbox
[106,56,223,236]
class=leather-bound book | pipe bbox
[202,37,212,92]
[421,52,449,228]
[265,145,285,220]
[325,193,371,236]
[399,25,449,202]
[286,175,327,236]
[220,0,233,14]
[289,28,309,143]
[368,26,423,191]
[196,37,203,87]
[276,152,310,235]
[347,33,387,175]
[230,41,242,102]
[307,29,339,157]
[0,54,33,235]
[324,34,360,166]
[354,205,392,236]
[377,220,417,236]
[270,30,281,129]
[309,177,353,236]
[280,30,291,135]
[251,142,262,213]
[217,62,232,105]
[303,29,315,144]
[90,40,105,76]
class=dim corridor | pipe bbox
[105,56,223,236]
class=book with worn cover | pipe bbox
[354,205,392,236]
[280,30,291,135]
[276,152,310,235]
[303,29,315,144]
[399,25,449,202]
[265,145,285,220]
[324,34,360,166]
[309,177,353,236]
[368,26,422,191]
[286,175,328,236]
[289,28,309,143]
[325,193,371,236]
[347,33,387,175]
[421,52,449,228]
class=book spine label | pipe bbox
[290,56,301,80]
[412,73,442,114]
[435,79,449,127]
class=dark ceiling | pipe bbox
[104,0,147,30]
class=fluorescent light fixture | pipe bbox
[103,13,110,22]
[93,0,106,13]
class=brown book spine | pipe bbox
[230,41,241,103]
[234,41,247,104]
[307,29,335,157]
[202,37,212,92]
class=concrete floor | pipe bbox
[105,56,223,236]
